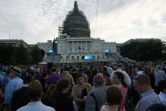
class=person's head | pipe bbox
[56,66,61,73]
[23,75,33,84]
[93,74,104,87]
[133,74,151,93]
[132,68,138,75]
[77,75,84,84]
[143,66,150,76]
[51,67,56,73]
[103,67,107,72]
[28,80,42,102]
[158,80,166,94]
[2,68,6,72]
[81,74,88,83]
[50,79,70,105]
[113,71,128,88]
[29,70,35,78]
[150,67,156,74]
[117,63,124,70]
[86,66,90,71]
[157,65,162,70]
[42,72,48,78]
[62,71,69,77]
[9,66,22,79]
[46,84,56,97]
[138,66,142,71]
[106,85,123,106]
[54,78,70,94]
[35,68,40,73]
[146,103,166,111]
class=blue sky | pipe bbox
[0,0,166,44]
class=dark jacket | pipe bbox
[55,93,74,111]
[11,86,29,111]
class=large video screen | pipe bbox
[105,48,111,53]
[85,55,92,60]
[49,50,54,53]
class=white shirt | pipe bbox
[17,101,55,111]
[137,71,143,75]
[158,92,166,106]
[110,69,131,86]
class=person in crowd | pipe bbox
[11,75,33,111]
[85,74,107,111]
[162,62,166,74]
[84,66,92,83]
[42,66,47,73]
[45,67,62,89]
[143,66,151,76]
[91,65,99,81]
[50,78,74,111]
[128,66,132,76]
[34,68,42,81]
[72,75,92,111]
[137,66,143,75]
[158,80,166,105]
[113,71,128,111]
[146,103,166,111]
[40,72,48,93]
[17,80,55,111]
[2,69,10,91]
[28,70,35,80]
[56,66,61,76]
[4,66,23,111]
[103,67,112,86]
[62,71,75,87]
[81,74,90,84]
[101,85,123,111]
[72,68,79,83]
[129,68,139,105]
[110,63,131,86]
[133,74,161,111]
[105,63,113,76]
[84,66,92,79]
[154,65,166,94]
[42,84,56,107]
[0,67,4,84]
[0,84,4,105]
[149,67,155,89]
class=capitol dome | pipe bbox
[62,1,90,37]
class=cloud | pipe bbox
[0,0,166,44]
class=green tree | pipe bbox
[14,42,29,65]
[0,44,15,64]
[120,39,166,61]
[120,42,140,60]
[30,45,43,64]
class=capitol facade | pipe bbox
[50,1,123,63]
[0,1,128,63]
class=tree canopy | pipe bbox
[0,42,45,65]
[120,39,166,61]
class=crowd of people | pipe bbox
[0,61,166,111]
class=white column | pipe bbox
[85,41,87,52]
[81,41,82,53]
[74,41,76,53]
[67,41,69,53]
[77,41,78,53]
[72,41,73,53]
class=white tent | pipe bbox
[38,61,47,65]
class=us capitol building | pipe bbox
[0,1,130,63]
[37,1,127,63]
